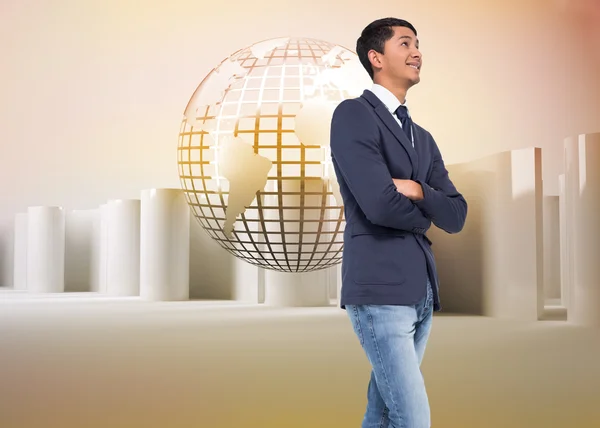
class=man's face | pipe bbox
[373,26,422,87]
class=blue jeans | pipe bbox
[346,279,434,428]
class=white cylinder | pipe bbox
[263,268,330,306]
[13,213,28,290]
[139,189,190,301]
[233,258,261,303]
[106,199,141,296]
[571,133,600,326]
[26,206,66,293]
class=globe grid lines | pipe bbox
[178,37,356,272]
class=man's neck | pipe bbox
[373,78,407,105]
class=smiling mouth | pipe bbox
[408,64,420,70]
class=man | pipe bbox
[329,17,468,428]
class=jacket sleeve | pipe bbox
[414,134,467,234]
[330,99,431,234]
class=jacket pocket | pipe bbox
[349,232,407,285]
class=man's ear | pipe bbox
[368,49,383,72]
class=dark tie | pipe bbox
[394,105,413,146]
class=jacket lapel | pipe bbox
[361,90,418,173]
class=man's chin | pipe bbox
[406,77,420,87]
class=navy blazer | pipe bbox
[330,89,467,311]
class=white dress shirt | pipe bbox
[369,83,414,147]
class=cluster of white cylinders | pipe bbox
[13,189,190,301]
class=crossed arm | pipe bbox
[393,138,468,234]
[330,99,467,235]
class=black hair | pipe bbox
[356,18,418,79]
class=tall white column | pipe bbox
[506,147,544,321]
[26,206,66,293]
[139,189,190,301]
[105,199,141,296]
[13,213,28,290]
[263,178,329,307]
[558,174,569,310]
[571,133,600,326]
[564,137,579,323]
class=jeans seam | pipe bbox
[379,406,388,428]
[365,305,405,428]
[352,305,365,347]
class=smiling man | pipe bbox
[330,18,468,428]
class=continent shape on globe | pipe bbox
[218,136,272,238]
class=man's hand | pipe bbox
[393,179,424,201]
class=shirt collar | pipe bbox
[370,83,410,118]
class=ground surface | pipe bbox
[1,290,598,428]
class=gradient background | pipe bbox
[1,0,599,427]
